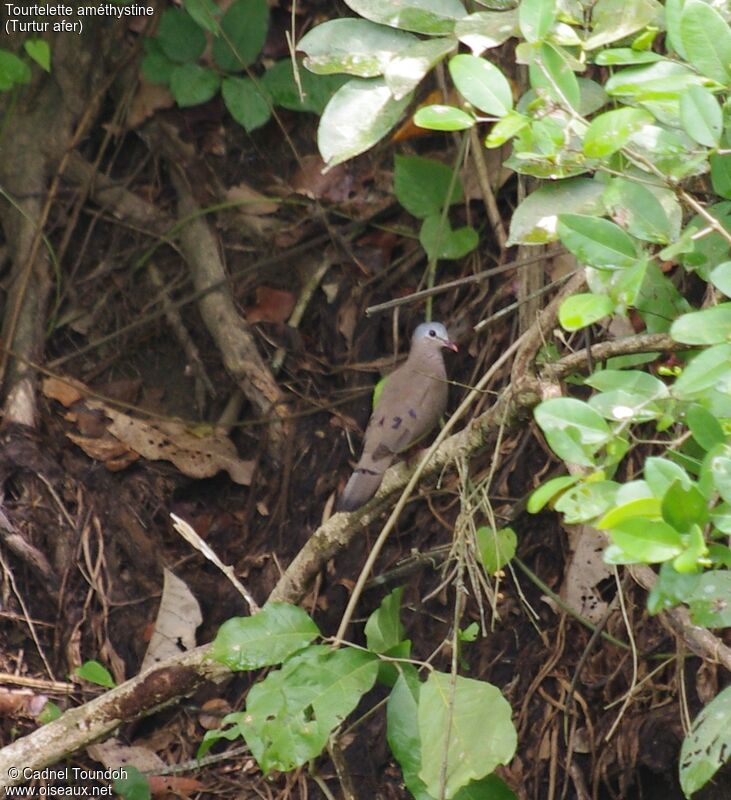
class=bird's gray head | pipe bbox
[412,322,458,352]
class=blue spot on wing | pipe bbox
[391,416,402,429]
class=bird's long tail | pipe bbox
[338,455,392,512]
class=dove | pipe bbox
[339,321,458,512]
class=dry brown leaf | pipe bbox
[87,738,166,773]
[198,697,232,730]
[245,286,296,324]
[141,569,203,671]
[148,775,204,797]
[226,182,280,216]
[42,375,86,407]
[291,154,353,202]
[560,525,611,624]
[127,79,175,129]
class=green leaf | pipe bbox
[605,61,705,101]
[507,178,605,245]
[476,526,517,573]
[680,686,731,796]
[318,78,412,167]
[518,0,556,43]
[418,672,517,798]
[157,8,206,64]
[454,775,517,800]
[559,293,614,331]
[169,64,221,107]
[242,646,379,772]
[583,108,653,158]
[688,572,731,627]
[608,518,684,563]
[394,155,464,218]
[679,0,731,85]
[414,104,475,131]
[419,215,479,261]
[554,480,619,523]
[586,369,669,400]
[670,305,731,345]
[709,261,731,297]
[385,38,457,100]
[142,39,177,85]
[222,76,271,132]
[534,397,612,467]
[557,214,637,269]
[298,19,418,78]
[673,345,731,399]
[710,154,731,200]
[210,602,320,670]
[673,523,709,574]
[527,474,579,513]
[645,457,692,498]
[0,49,32,90]
[387,670,432,800]
[598,497,662,529]
[75,660,116,689]
[261,61,347,115]
[529,43,580,110]
[601,178,676,245]
[183,0,221,34]
[679,85,722,148]
[455,10,519,55]
[113,767,150,800]
[37,701,62,724]
[343,0,466,35]
[709,446,731,505]
[584,0,662,51]
[485,110,530,147]
[23,39,50,72]
[449,54,513,117]
[687,404,726,452]
[594,48,664,66]
[647,561,702,614]
[212,0,269,72]
[662,480,708,532]
[365,587,406,653]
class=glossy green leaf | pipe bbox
[476,526,517,573]
[584,0,662,51]
[585,369,668,399]
[157,8,206,63]
[647,561,702,614]
[170,64,221,107]
[222,76,270,132]
[212,0,269,72]
[456,10,519,55]
[414,104,475,131]
[709,261,731,297]
[670,305,731,345]
[419,216,479,261]
[298,19,418,77]
[529,43,580,110]
[589,389,663,423]
[608,518,684,562]
[688,572,731,627]
[602,178,676,245]
[679,85,722,148]
[583,108,653,158]
[387,671,432,800]
[485,110,530,147]
[594,48,664,66]
[527,474,580,513]
[679,0,731,85]
[23,39,50,72]
[141,39,177,85]
[113,767,150,800]
[534,397,612,466]
[518,0,556,43]
[680,686,731,795]
[605,61,705,101]
[597,497,662,529]
[344,0,466,35]
[507,178,605,245]
[449,54,513,117]
[662,480,709,532]
[394,155,464,218]
[709,446,731,504]
[261,61,348,115]
[385,38,457,100]
[210,602,320,670]
[318,78,412,167]
[559,293,614,331]
[673,524,709,573]
[554,480,619,523]
[557,214,637,269]
[687,405,726,452]
[710,154,731,201]
[673,345,731,399]
[418,672,517,798]
[645,457,692,498]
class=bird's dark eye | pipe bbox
[429,329,437,337]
